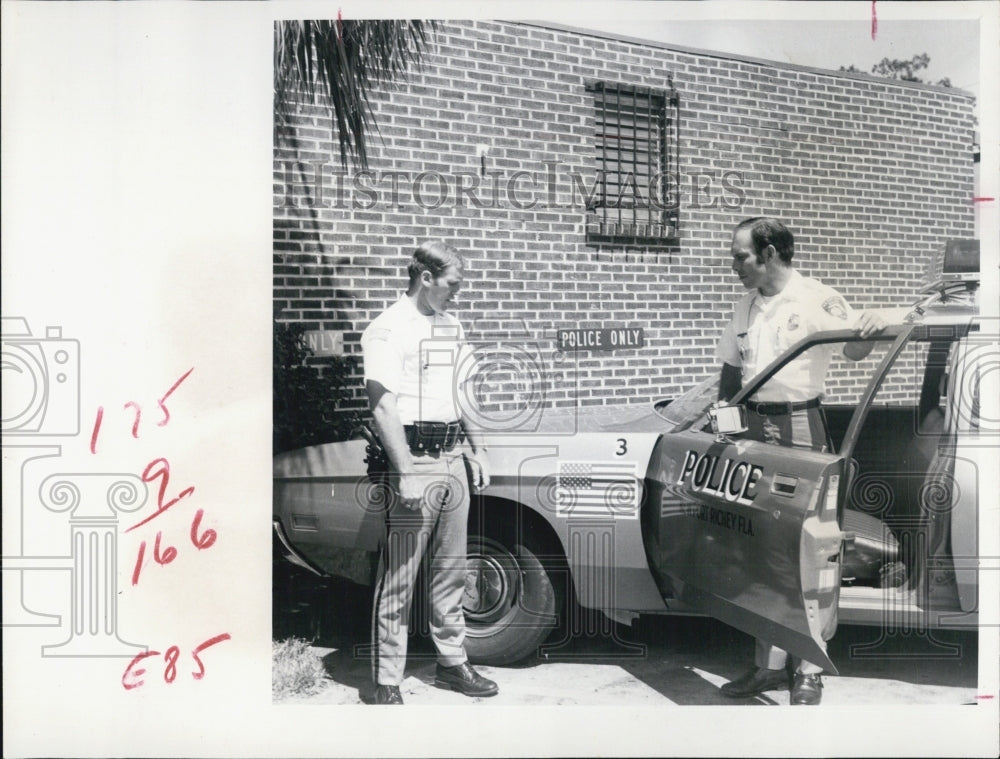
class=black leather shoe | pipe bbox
[435,662,499,697]
[720,667,789,698]
[373,684,404,705]
[791,673,823,705]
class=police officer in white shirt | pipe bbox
[361,241,496,705]
[716,217,885,704]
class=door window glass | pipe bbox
[737,337,896,453]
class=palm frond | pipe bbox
[274,19,435,170]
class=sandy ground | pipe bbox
[275,596,980,707]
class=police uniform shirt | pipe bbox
[717,270,855,402]
[361,295,474,424]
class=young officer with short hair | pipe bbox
[362,241,495,705]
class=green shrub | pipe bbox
[272,637,328,699]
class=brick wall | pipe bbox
[273,20,976,418]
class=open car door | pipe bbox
[647,430,844,672]
[643,330,912,673]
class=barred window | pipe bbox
[585,80,680,249]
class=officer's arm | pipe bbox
[461,412,488,458]
[366,380,414,475]
[458,367,490,491]
[454,336,490,490]
[843,341,874,361]
[457,365,488,456]
[367,381,425,508]
[719,363,742,402]
[842,310,888,361]
[461,411,491,492]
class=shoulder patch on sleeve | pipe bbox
[822,296,849,320]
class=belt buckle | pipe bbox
[410,421,461,454]
[434,422,449,453]
[424,424,439,453]
[409,424,429,453]
[753,401,787,416]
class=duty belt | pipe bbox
[745,398,821,416]
[404,421,464,454]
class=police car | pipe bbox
[273,242,992,668]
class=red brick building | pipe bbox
[273,20,976,419]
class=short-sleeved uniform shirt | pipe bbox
[717,270,855,402]
[361,295,474,424]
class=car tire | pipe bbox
[462,532,563,666]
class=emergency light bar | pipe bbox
[942,239,980,276]
[908,239,980,320]
[921,239,980,290]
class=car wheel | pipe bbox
[462,533,563,666]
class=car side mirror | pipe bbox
[708,404,749,438]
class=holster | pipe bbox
[357,423,391,477]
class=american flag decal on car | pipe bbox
[556,461,639,519]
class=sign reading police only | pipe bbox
[557,327,645,352]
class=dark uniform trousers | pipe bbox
[746,405,828,452]
[371,450,470,686]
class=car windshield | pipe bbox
[654,375,720,431]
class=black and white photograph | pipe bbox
[4,1,999,757]
[271,11,991,707]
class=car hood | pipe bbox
[526,400,674,434]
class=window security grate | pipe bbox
[585,79,680,249]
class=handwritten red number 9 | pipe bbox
[142,457,195,514]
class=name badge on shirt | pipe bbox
[737,332,751,369]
